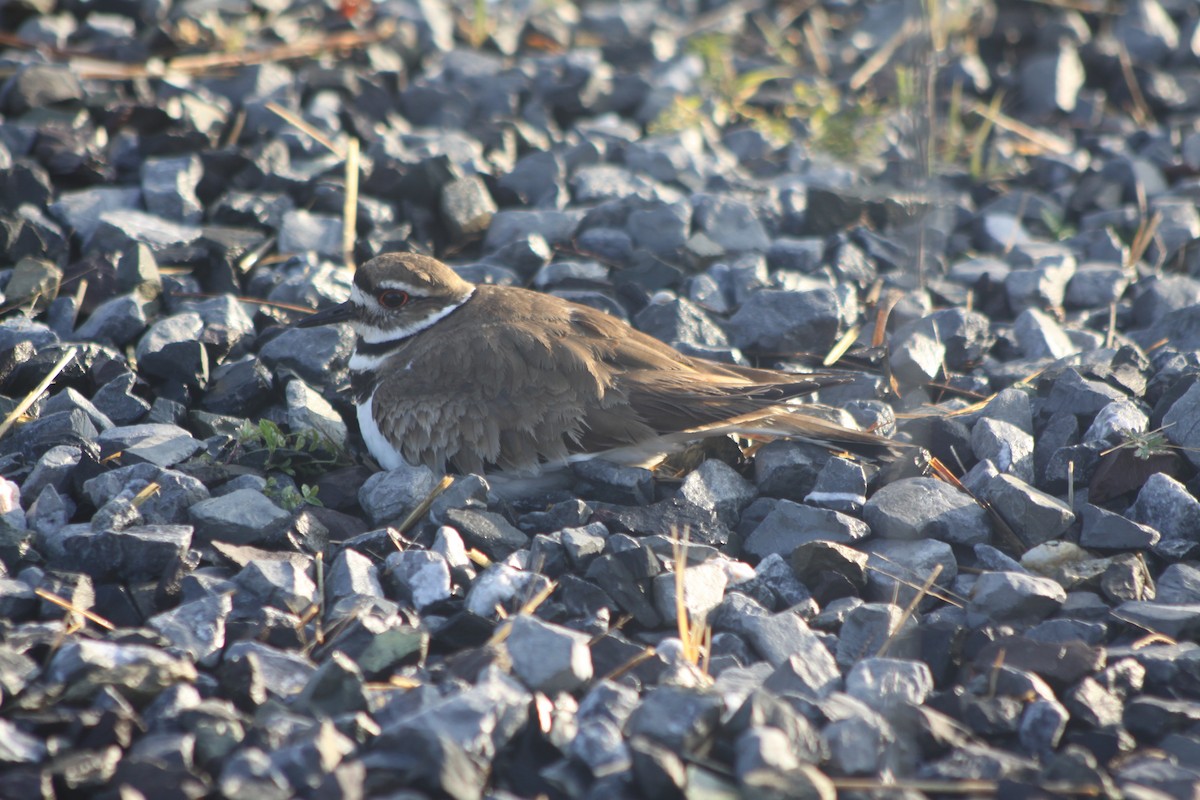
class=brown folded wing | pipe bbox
[370,285,857,473]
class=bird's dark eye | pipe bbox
[378,289,410,309]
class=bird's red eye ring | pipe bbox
[378,289,410,309]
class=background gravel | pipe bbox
[3,0,1200,797]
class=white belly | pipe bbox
[357,392,407,470]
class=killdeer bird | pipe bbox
[297,253,897,477]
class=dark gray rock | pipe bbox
[1078,504,1160,550]
[498,151,565,207]
[827,694,913,775]
[651,560,727,626]
[692,195,768,253]
[747,611,838,679]
[440,175,496,239]
[1005,255,1076,312]
[1157,564,1200,604]
[1113,600,1200,641]
[864,477,992,545]
[96,423,200,468]
[443,508,529,561]
[836,603,919,668]
[19,444,80,504]
[626,685,723,753]
[465,563,552,618]
[234,558,317,615]
[634,296,729,350]
[92,372,151,425]
[505,614,593,693]
[381,550,451,609]
[1035,369,1127,419]
[733,552,816,611]
[804,456,869,514]
[1128,473,1200,542]
[279,209,343,257]
[61,524,192,580]
[73,293,151,348]
[1013,308,1076,359]
[890,317,946,385]
[189,489,292,545]
[677,459,756,525]
[573,459,654,505]
[2,409,98,462]
[967,571,1067,625]
[981,474,1075,547]
[561,523,608,570]
[82,463,208,526]
[1065,262,1128,308]
[148,593,232,665]
[1082,399,1147,444]
[865,539,958,607]
[726,289,845,354]
[766,237,824,273]
[324,547,384,607]
[971,418,1034,484]
[1019,697,1069,755]
[484,209,582,252]
[1114,0,1182,64]
[743,500,869,560]
[258,326,354,386]
[845,657,935,713]
[141,155,203,224]
[51,187,142,241]
[752,440,832,501]
[4,63,82,114]
[284,378,348,446]
[791,540,869,604]
[357,464,439,527]
[202,358,274,416]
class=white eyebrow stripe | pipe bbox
[353,288,475,344]
[376,280,426,294]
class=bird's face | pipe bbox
[296,253,475,344]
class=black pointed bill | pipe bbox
[296,301,355,327]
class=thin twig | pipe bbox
[1115,40,1152,127]
[968,100,1072,155]
[266,102,346,158]
[877,564,943,657]
[35,588,115,630]
[0,348,77,440]
[343,137,361,270]
[393,476,455,543]
[849,17,919,92]
[69,24,396,80]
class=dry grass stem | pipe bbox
[343,137,361,270]
[866,563,964,608]
[877,564,943,657]
[849,17,919,91]
[35,588,115,630]
[265,101,345,158]
[66,24,396,80]
[968,100,1072,155]
[823,325,860,366]
[600,647,658,683]
[1127,211,1161,270]
[0,347,77,440]
[394,475,455,540]
[129,482,161,508]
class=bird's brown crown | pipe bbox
[355,253,475,301]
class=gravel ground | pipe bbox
[3,0,1200,797]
